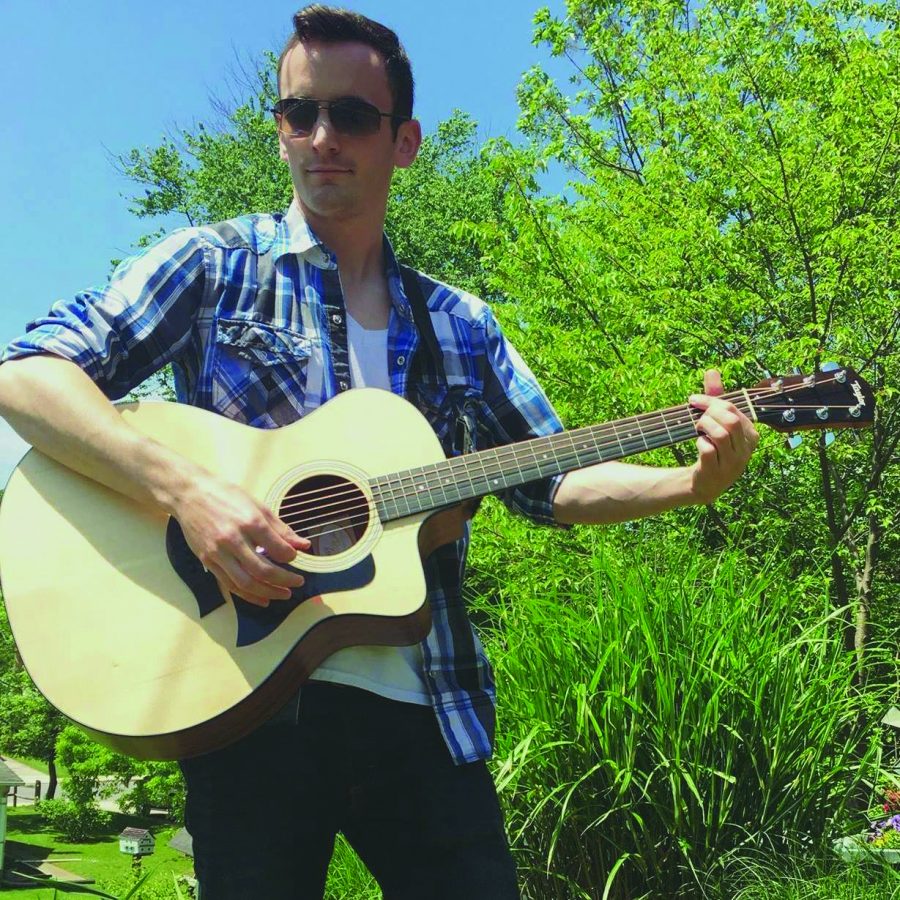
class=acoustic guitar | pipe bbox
[0,366,873,760]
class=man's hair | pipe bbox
[277,5,415,125]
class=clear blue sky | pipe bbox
[0,0,567,480]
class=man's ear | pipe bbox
[394,118,422,170]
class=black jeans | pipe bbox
[180,683,520,899]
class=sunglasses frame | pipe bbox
[271,96,410,138]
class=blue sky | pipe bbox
[0,0,567,481]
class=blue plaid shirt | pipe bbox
[2,206,566,764]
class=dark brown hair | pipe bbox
[277,5,414,127]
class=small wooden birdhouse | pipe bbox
[118,826,155,857]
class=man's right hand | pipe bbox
[171,472,311,607]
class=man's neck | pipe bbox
[299,202,384,280]
[298,202,392,329]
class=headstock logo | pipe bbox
[852,381,866,407]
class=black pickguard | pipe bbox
[165,518,376,647]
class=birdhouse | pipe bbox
[118,827,155,856]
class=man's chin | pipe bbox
[300,189,357,219]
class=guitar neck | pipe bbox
[371,390,754,523]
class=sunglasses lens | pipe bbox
[274,98,389,136]
[329,99,384,135]
[276,99,319,135]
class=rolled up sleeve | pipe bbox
[2,228,207,400]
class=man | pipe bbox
[0,6,758,898]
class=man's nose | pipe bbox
[310,110,340,152]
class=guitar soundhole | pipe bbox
[279,474,370,558]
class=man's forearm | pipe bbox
[0,355,201,515]
[553,461,698,525]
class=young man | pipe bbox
[0,6,757,898]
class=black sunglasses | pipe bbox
[272,97,409,138]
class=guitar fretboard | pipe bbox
[370,391,754,522]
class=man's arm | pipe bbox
[0,355,308,605]
[553,371,759,525]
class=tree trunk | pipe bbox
[853,513,882,672]
[46,755,57,800]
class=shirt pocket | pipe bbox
[211,318,313,427]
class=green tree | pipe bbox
[466,0,900,663]
[0,597,65,799]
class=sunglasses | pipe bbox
[272,97,409,138]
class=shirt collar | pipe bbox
[275,202,414,323]
[273,202,336,269]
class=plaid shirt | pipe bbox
[2,207,565,764]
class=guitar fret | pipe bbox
[481,450,500,494]
[636,416,649,451]
[661,411,674,444]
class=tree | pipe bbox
[465,0,900,663]
[0,597,65,799]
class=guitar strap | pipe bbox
[399,264,445,385]
[399,265,478,458]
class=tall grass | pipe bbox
[726,854,900,898]
[479,535,890,898]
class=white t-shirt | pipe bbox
[308,312,431,705]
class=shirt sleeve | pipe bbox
[477,305,568,527]
[1,228,207,400]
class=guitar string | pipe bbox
[276,374,853,512]
[283,402,862,533]
[277,380,849,517]
[280,405,865,533]
[280,397,860,524]
[284,412,860,537]
[273,376,865,537]
[280,404,808,539]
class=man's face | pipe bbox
[277,40,420,225]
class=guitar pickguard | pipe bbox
[165,518,377,647]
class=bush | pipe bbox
[480,535,893,899]
[119,764,186,822]
[40,797,111,841]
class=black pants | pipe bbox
[180,683,520,899]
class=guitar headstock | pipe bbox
[751,366,874,433]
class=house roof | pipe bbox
[0,761,25,789]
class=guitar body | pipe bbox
[0,389,446,760]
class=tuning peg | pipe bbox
[820,361,846,382]
[824,431,835,448]
[787,433,803,450]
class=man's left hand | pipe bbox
[688,370,759,505]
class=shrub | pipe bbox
[481,536,891,898]
[40,797,111,841]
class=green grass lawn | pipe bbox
[4,806,193,899]
[3,806,379,900]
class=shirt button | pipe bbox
[332,313,343,325]
[339,380,349,391]
[396,355,406,366]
